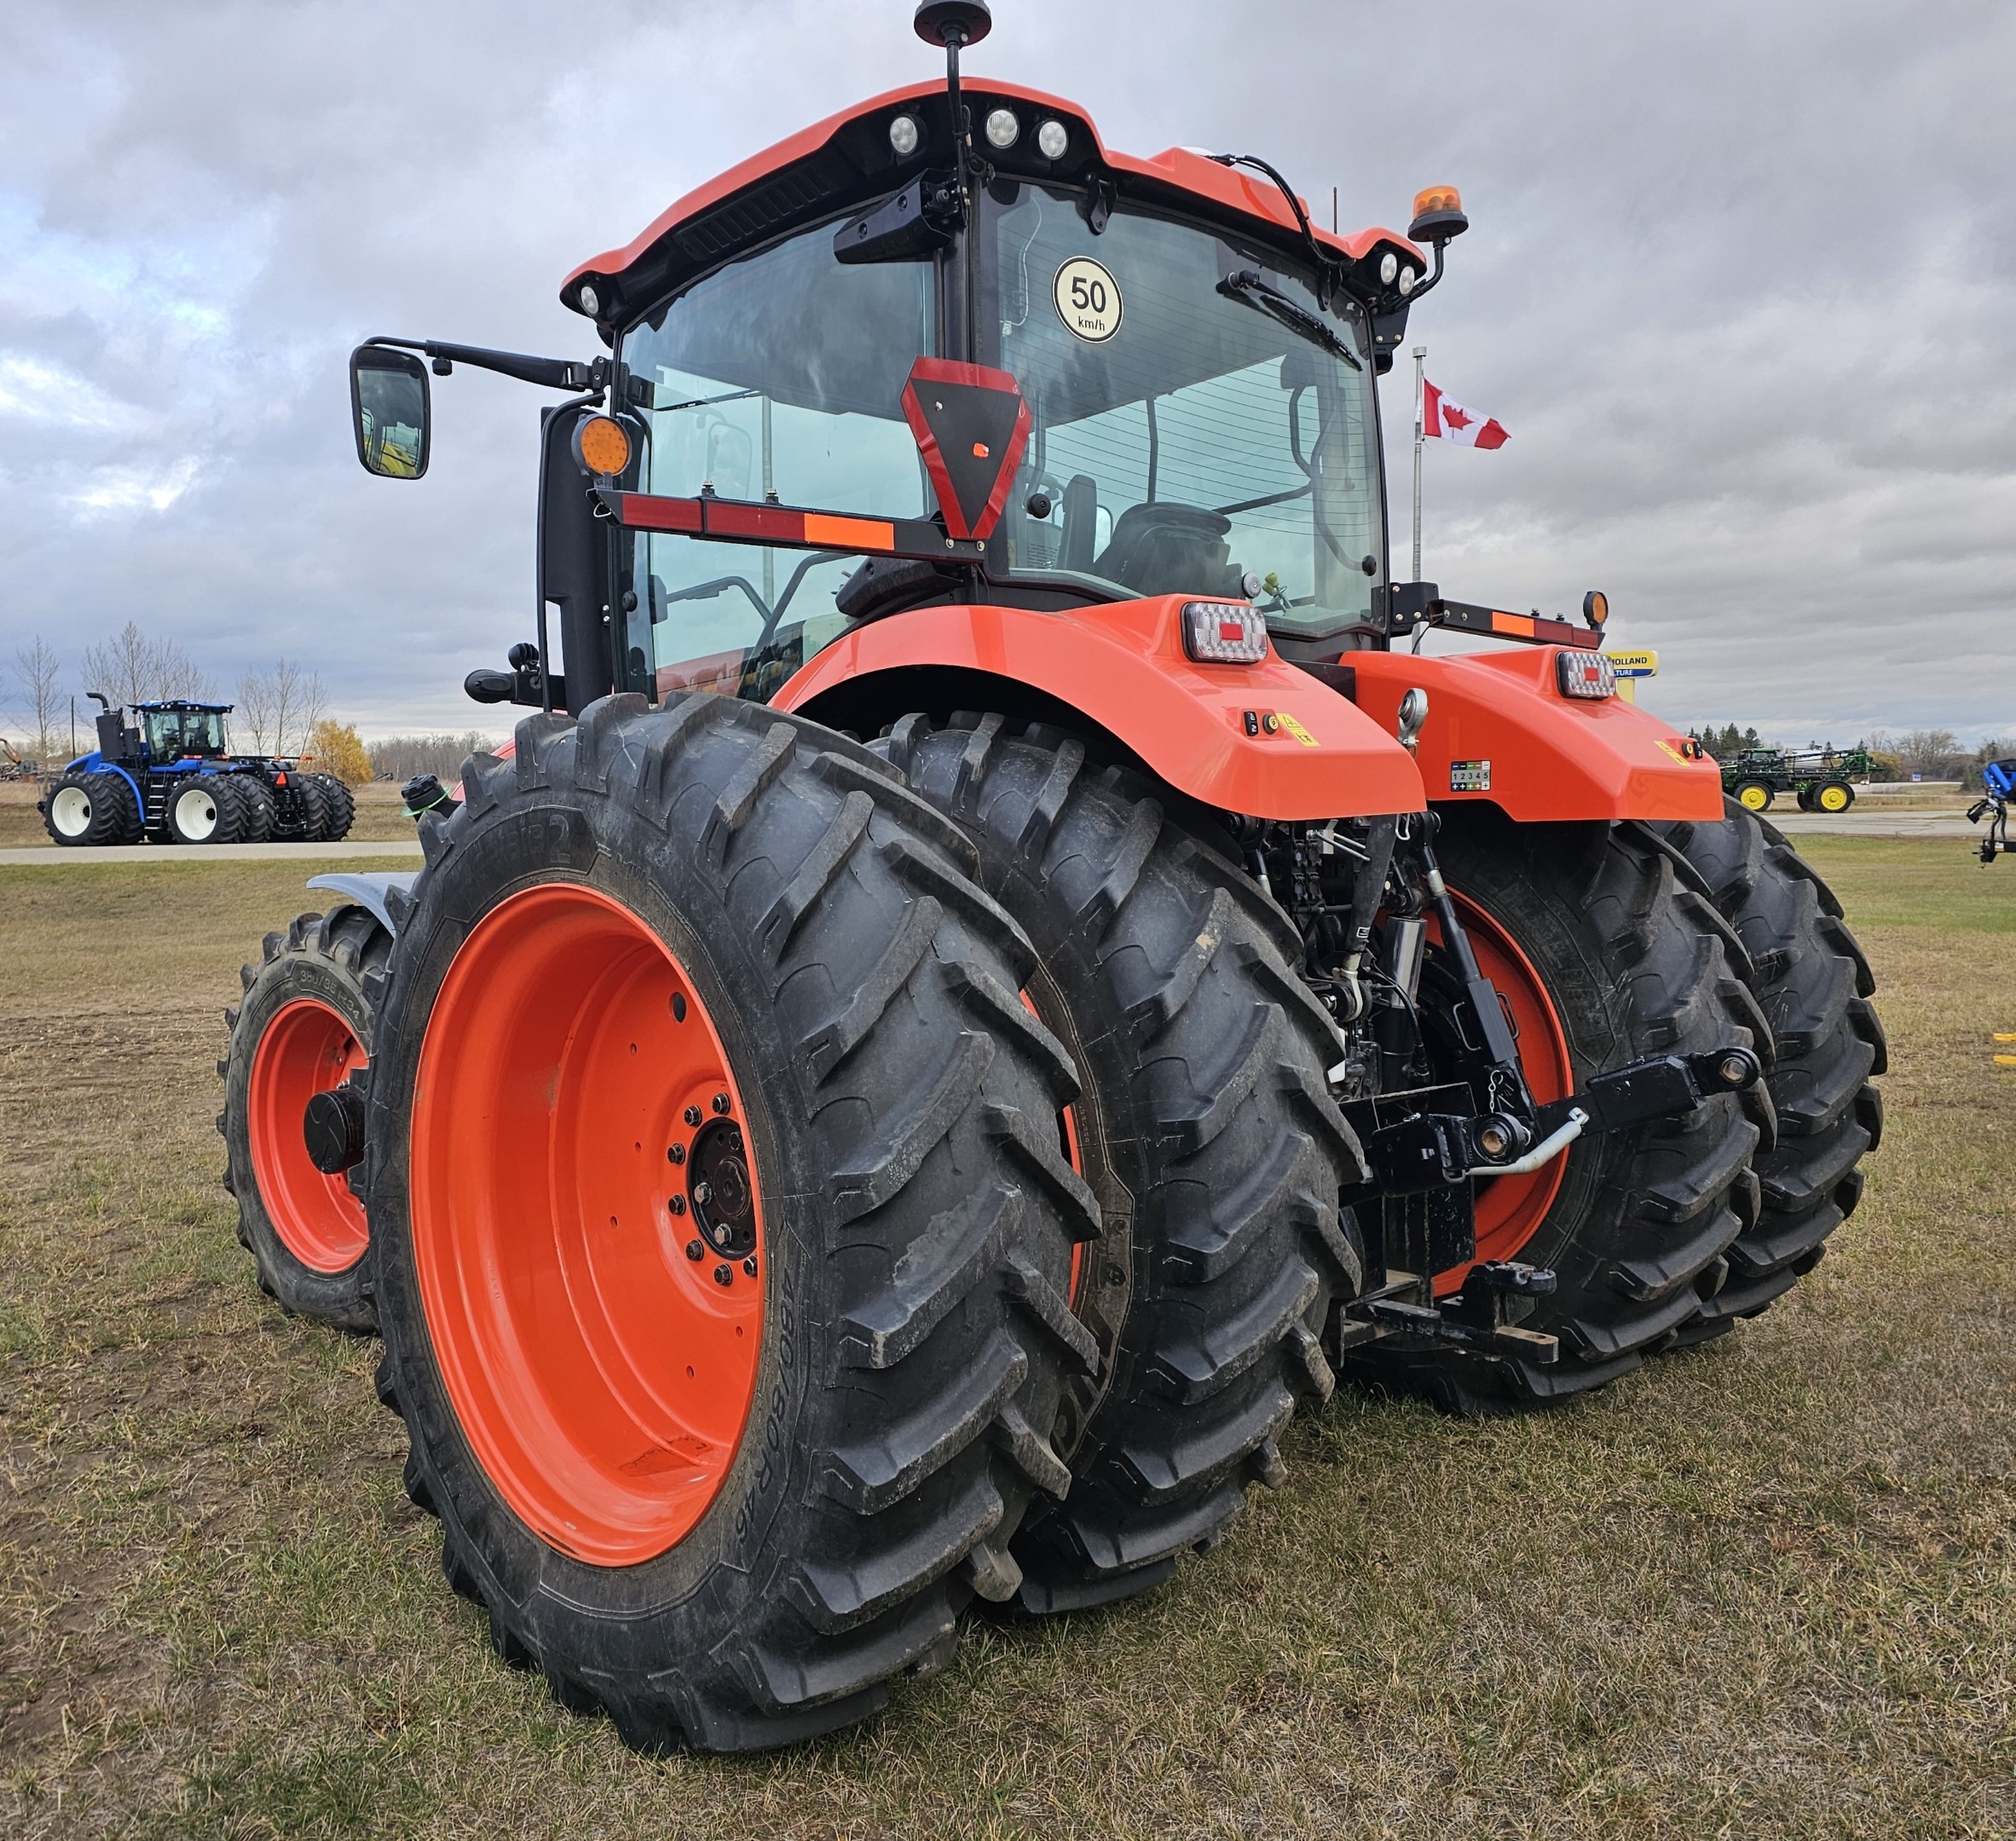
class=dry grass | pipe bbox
[0,843,2010,1839]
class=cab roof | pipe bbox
[561,78,1423,337]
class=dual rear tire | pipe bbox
[366,695,1096,1751]
[41,770,141,845]
[891,714,1366,1612]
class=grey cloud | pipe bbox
[0,0,2009,742]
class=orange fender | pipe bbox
[1349,648,1722,822]
[773,597,1427,822]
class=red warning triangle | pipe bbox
[900,357,1031,544]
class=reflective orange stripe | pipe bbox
[804,513,895,552]
[1491,611,1538,638]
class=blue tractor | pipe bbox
[38,695,356,846]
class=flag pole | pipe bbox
[1411,345,1426,581]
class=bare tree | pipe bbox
[1895,729,1963,777]
[297,670,328,752]
[79,620,215,708]
[157,636,216,702]
[82,621,159,710]
[367,731,502,782]
[235,667,277,753]
[12,636,63,774]
[271,658,303,756]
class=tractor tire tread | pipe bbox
[900,716,1364,1612]
[366,693,1086,1754]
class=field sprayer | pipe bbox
[218,2,1883,1752]
[40,695,356,845]
[1719,743,1874,814]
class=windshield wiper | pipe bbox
[1217,270,1361,371]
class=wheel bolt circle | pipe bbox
[667,1195,685,1215]
[713,1263,732,1286]
[684,1104,703,1127]
[685,1239,704,1261]
[742,1255,758,1278]
[667,1143,685,1165]
[712,1092,731,1115]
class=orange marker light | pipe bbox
[1582,590,1609,628]
[1412,185,1463,219]
[573,415,633,479]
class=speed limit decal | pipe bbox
[1053,257,1123,343]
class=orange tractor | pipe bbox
[220,2,1882,1752]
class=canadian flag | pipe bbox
[1423,380,1509,449]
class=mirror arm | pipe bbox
[362,336,605,394]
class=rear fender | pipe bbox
[1348,648,1722,822]
[772,597,1426,821]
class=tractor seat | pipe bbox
[1092,501,1245,600]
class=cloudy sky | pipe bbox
[2,0,2011,743]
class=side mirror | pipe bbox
[349,344,430,479]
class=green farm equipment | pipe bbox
[1719,745,1873,814]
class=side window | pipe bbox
[621,228,935,701]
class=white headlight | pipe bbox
[889,114,921,157]
[1036,118,1069,160]
[1181,602,1268,666]
[985,107,1020,149]
[1378,251,1397,286]
[576,284,599,317]
[1398,265,1417,296]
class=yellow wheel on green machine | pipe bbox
[1817,781,1853,812]
[1736,781,1773,812]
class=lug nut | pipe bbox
[684,1104,703,1127]
[694,1180,712,1208]
[667,1143,685,1165]
[713,1263,733,1286]
[743,1255,758,1277]
[685,1239,704,1261]
[712,1092,731,1115]
[668,1195,685,1215]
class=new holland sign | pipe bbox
[1606,648,1659,702]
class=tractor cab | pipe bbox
[598,123,1400,702]
[569,76,1439,710]
[135,701,231,765]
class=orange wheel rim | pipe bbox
[412,883,763,1567]
[1428,892,1574,1296]
[249,998,370,1273]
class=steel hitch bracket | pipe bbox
[1334,1044,1760,1368]
[1533,1044,1762,1140]
[1343,1260,1563,1365]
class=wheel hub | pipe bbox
[687,1117,756,1257]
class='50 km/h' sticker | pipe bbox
[1054,257,1123,343]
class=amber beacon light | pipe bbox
[571,414,633,480]
[1408,185,1470,243]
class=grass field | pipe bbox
[0,839,2009,1838]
